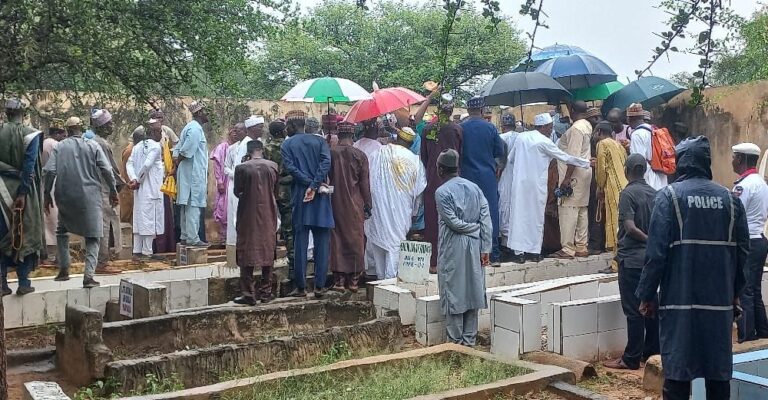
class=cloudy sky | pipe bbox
[294,0,760,81]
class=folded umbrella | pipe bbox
[480,71,572,107]
[535,54,617,90]
[600,76,685,115]
[344,87,426,123]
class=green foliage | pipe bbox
[72,373,184,400]
[518,0,549,73]
[246,0,525,100]
[640,0,744,105]
[0,0,292,104]
[223,354,531,400]
[712,7,768,85]
[318,341,354,365]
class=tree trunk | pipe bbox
[0,294,7,400]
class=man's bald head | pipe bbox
[606,108,624,134]
[571,101,588,115]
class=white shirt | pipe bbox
[733,172,768,238]
[629,124,668,191]
[504,130,590,253]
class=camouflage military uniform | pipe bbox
[264,137,294,274]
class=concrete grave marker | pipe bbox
[119,280,134,318]
[397,241,431,285]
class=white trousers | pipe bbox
[366,242,397,280]
[558,205,588,256]
[133,234,155,256]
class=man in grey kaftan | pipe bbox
[435,149,492,346]
[44,130,117,287]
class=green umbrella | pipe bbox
[570,81,624,101]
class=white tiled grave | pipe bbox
[3,263,236,329]
[415,272,617,347]
[373,254,613,326]
[546,295,625,362]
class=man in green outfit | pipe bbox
[265,119,294,277]
[0,98,44,295]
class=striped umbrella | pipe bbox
[281,77,373,113]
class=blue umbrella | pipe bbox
[511,44,591,72]
[535,54,617,90]
[600,76,685,115]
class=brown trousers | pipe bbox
[240,266,274,300]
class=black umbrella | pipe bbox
[480,72,572,107]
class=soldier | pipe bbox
[265,119,293,276]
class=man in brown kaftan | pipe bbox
[329,122,372,292]
[233,140,278,305]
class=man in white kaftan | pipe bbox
[126,122,165,258]
[627,103,668,191]
[435,149,492,346]
[504,113,590,257]
[498,114,520,240]
[364,135,427,279]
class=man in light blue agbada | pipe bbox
[435,148,492,347]
[174,101,209,247]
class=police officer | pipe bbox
[637,136,749,400]
[264,120,294,278]
[732,142,768,342]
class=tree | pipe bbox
[246,1,526,101]
[711,7,768,86]
[0,0,292,105]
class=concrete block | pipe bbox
[562,333,598,361]
[44,290,67,323]
[67,288,89,307]
[169,267,197,281]
[493,300,521,332]
[569,281,599,300]
[561,302,598,337]
[181,247,207,265]
[110,285,120,301]
[598,329,627,360]
[521,301,541,353]
[398,291,416,325]
[195,265,218,279]
[425,321,446,346]
[189,278,208,308]
[540,288,571,308]
[128,279,168,318]
[502,270,525,285]
[598,280,620,297]
[478,312,491,331]
[96,274,122,286]
[422,295,443,323]
[23,381,70,400]
[168,280,191,310]
[490,326,521,359]
[547,304,557,353]
[22,292,45,327]
[3,293,23,328]
[144,269,171,283]
[597,297,625,332]
[88,286,112,315]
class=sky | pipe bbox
[294,0,761,82]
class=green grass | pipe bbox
[224,353,531,400]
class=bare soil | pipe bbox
[6,325,58,351]
[578,365,659,400]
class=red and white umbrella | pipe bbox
[344,85,427,123]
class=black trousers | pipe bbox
[663,379,729,400]
[618,262,659,368]
[737,236,768,342]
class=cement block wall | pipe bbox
[3,263,238,329]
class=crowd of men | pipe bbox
[0,90,765,398]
